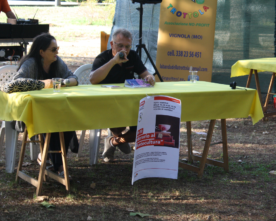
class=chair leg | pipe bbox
[89,129,101,165]
[107,128,112,137]
[77,130,86,157]
[5,121,19,173]
[0,121,6,159]
[30,135,40,161]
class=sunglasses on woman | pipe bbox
[47,46,60,52]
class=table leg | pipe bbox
[36,133,51,196]
[59,132,70,191]
[179,119,229,177]
[16,131,70,196]
[16,128,28,182]
[263,72,276,115]
[246,69,253,88]
[221,119,229,172]
[254,70,264,110]
[198,120,216,177]
[246,69,276,118]
[186,122,193,163]
[38,134,44,154]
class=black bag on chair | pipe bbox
[68,131,79,153]
[11,121,26,133]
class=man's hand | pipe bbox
[113,51,128,64]
[143,74,155,86]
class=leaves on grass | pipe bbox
[195,132,207,135]
[130,212,151,217]
[90,182,96,189]
[22,162,32,167]
[193,150,201,154]
[41,201,55,209]
[35,196,49,202]
[126,208,135,212]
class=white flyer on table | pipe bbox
[132,95,181,184]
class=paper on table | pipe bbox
[101,85,122,89]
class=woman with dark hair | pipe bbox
[15,33,78,88]
[13,33,79,177]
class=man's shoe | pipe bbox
[117,142,131,154]
[103,136,116,162]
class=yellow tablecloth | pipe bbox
[0,81,263,137]
[231,57,276,77]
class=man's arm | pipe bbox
[89,58,117,84]
[6,11,16,19]
[140,70,155,86]
[89,51,128,84]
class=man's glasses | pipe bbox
[47,46,59,52]
[113,42,131,50]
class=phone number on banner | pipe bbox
[168,50,202,58]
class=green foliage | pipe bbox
[41,201,55,209]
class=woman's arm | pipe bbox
[57,57,78,86]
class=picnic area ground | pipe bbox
[1,5,276,221]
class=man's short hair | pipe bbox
[112,29,133,41]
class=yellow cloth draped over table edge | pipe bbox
[231,57,276,77]
[0,81,264,137]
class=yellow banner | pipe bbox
[156,0,218,82]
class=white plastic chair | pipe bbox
[73,64,108,164]
[0,65,19,172]
[0,65,40,173]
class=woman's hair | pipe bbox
[17,33,57,79]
